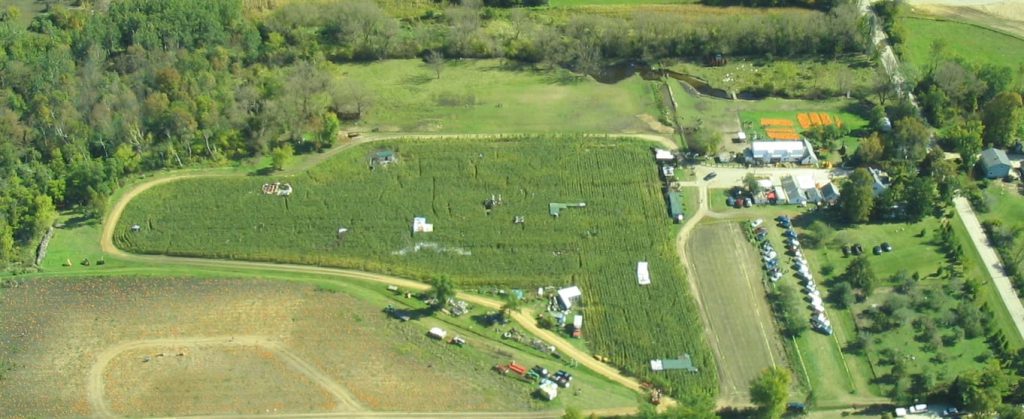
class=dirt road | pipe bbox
[87,336,364,417]
[953,197,1024,341]
[97,134,678,416]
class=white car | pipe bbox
[750,219,764,228]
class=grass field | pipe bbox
[685,222,788,405]
[675,57,877,100]
[791,214,1011,400]
[898,16,1024,82]
[0,277,639,416]
[111,136,717,401]
[337,59,662,134]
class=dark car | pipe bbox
[783,230,798,239]
[703,172,718,181]
[775,215,790,223]
[851,244,863,255]
[881,242,893,252]
[841,245,851,256]
[873,246,883,255]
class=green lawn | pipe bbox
[110,136,718,401]
[792,214,1014,400]
[899,16,1024,82]
[338,59,661,134]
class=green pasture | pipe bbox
[337,59,661,134]
[899,16,1024,82]
[111,136,717,400]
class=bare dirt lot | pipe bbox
[0,278,532,417]
[684,222,788,405]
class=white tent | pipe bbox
[654,149,675,161]
[637,261,651,285]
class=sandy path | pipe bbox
[97,134,679,416]
[86,336,364,418]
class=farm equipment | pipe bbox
[553,370,573,388]
[383,305,411,321]
[496,361,527,377]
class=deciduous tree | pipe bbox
[749,367,791,419]
[981,92,1023,148]
[838,168,875,224]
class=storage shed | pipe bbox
[667,192,684,222]
[557,286,582,309]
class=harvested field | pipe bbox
[684,222,787,405]
[0,278,554,417]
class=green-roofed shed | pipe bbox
[650,354,698,372]
[667,192,684,222]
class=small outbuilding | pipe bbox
[820,182,841,204]
[654,148,675,162]
[980,148,1012,179]
[556,286,582,309]
[650,354,698,373]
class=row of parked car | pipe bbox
[756,216,833,335]
[842,242,893,257]
[779,216,834,336]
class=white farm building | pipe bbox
[746,140,818,165]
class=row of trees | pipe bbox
[258,0,868,68]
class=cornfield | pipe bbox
[116,136,718,400]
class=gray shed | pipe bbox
[980,148,1012,179]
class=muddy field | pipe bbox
[0,278,530,417]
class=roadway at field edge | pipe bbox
[96,133,678,418]
[86,336,364,417]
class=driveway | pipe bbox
[692,166,837,190]
[953,196,1024,341]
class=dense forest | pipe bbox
[0,0,869,269]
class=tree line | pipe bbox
[0,0,869,269]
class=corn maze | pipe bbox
[115,136,717,400]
